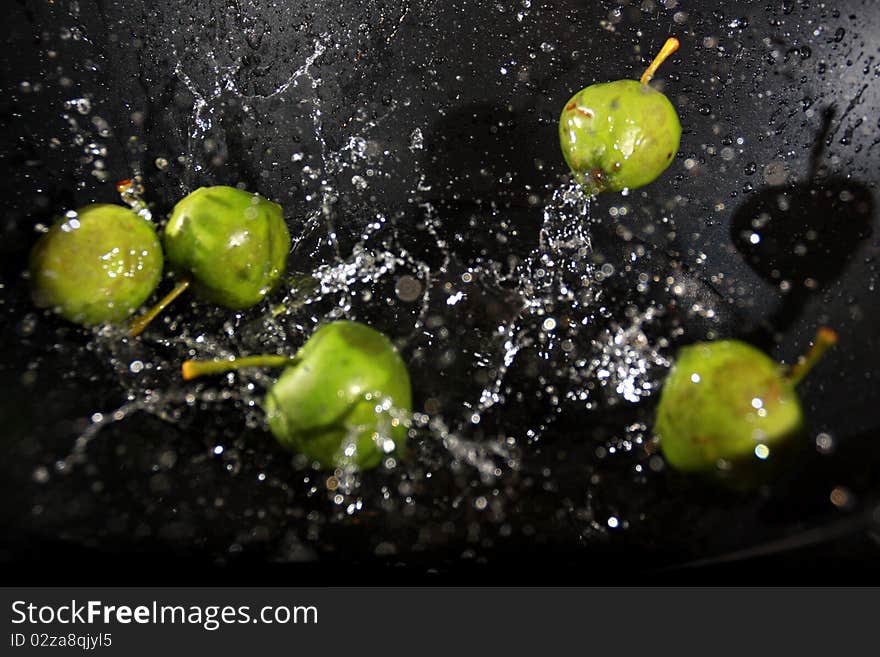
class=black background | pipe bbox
[1,0,879,584]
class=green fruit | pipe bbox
[265,321,412,470]
[655,330,836,477]
[655,341,800,473]
[181,320,413,471]
[163,186,291,309]
[559,38,681,194]
[29,204,163,326]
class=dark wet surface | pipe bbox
[1,0,879,583]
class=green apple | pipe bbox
[655,329,837,476]
[181,320,412,471]
[559,37,681,194]
[130,186,291,336]
[29,204,163,326]
[164,186,290,308]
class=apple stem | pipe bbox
[640,37,680,85]
[128,276,192,337]
[181,354,299,381]
[787,327,838,386]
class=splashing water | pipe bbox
[19,1,736,563]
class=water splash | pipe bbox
[27,1,719,562]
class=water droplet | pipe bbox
[395,275,422,302]
[816,432,835,454]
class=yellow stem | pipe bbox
[640,37,680,85]
[181,355,299,381]
[787,327,838,386]
[128,276,192,337]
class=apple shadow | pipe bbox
[730,107,874,347]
